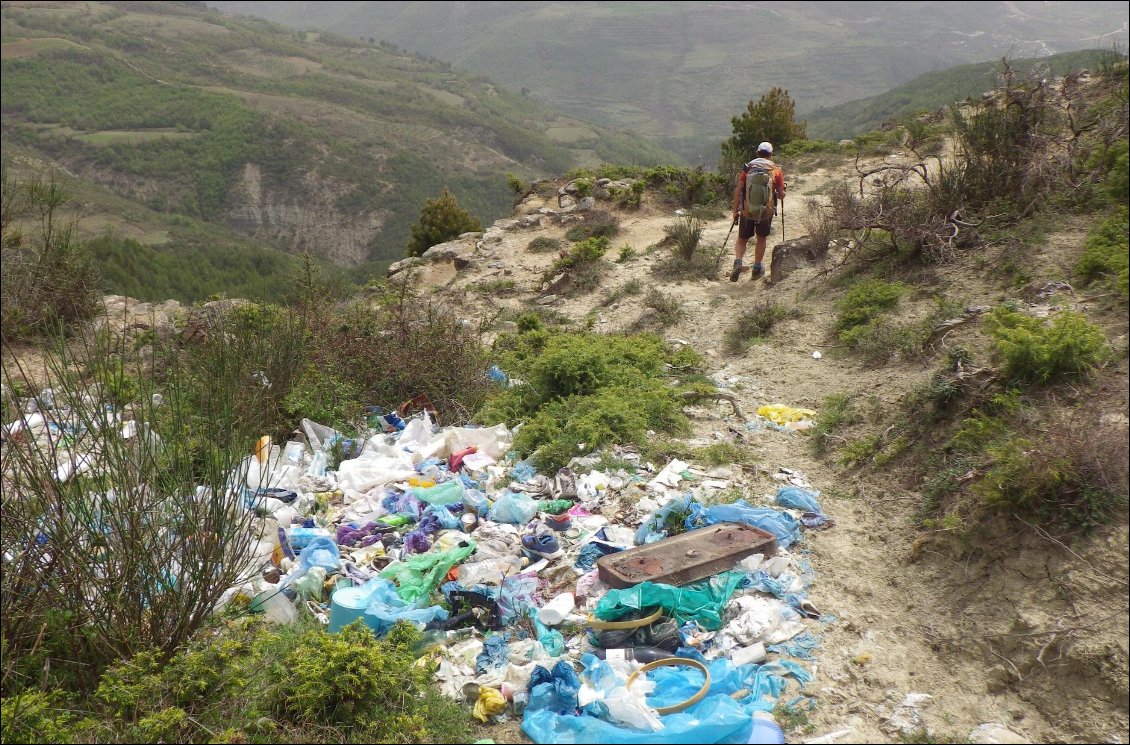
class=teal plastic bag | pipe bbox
[380,540,476,602]
[593,572,744,631]
[411,480,465,505]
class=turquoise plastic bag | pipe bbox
[411,480,465,505]
[593,572,745,631]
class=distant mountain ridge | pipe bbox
[210,1,1130,164]
[1,0,679,277]
[806,49,1124,141]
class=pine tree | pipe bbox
[721,87,807,165]
[405,188,483,257]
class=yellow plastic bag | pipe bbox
[757,404,817,425]
[473,686,507,722]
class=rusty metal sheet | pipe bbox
[596,522,778,589]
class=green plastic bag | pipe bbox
[593,571,745,631]
[380,540,477,602]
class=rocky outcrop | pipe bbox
[225,163,387,267]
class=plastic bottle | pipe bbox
[590,647,674,664]
[747,711,785,745]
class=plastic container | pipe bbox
[747,711,785,744]
[731,641,767,666]
[251,588,296,624]
[328,585,371,633]
[537,592,575,626]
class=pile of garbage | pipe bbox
[3,380,835,744]
[220,405,834,744]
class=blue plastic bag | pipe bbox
[688,500,801,549]
[476,633,510,674]
[296,536,340,574]
[357,578,449,636]
[527,661,580,716]
[775,487,822,513]
[489,491,538,524]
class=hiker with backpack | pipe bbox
[730,141,786,281]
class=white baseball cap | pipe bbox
[758,141,773,154]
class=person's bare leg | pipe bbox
[754,235,767,265]
[734,236,748,263]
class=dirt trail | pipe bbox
[426,151,1129,743]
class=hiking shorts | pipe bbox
[738,215,773,240]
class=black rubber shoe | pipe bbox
[751,264,764,280]
[729,263,742,282]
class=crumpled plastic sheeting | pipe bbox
[723,595,807,646]
[499,573,540,626]
[688,500,802,549]
[379,540,476,602]
[646,459,689,494]
[574,541,622,571]
[594,572,745,631]
[766,631,823,660]
[577,654,662,732]
[522,657,806,744]
[336,452,417,493]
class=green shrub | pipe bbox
[617,244,636,262]
[835,279,906,337]
[564,211,620,243]
[810,393,860,454]
[470,278,518,295]
[542,236,610,283]
[478,330,704,470]
[724,300,799,353]
[0,690,82,744]
[282,364,364,430]
[0,169,100,341]
[405,188,482,257]
[663,213,704,261]
[1075,208,1129,298]
[694,441,751,466]
[984,306,1109,384]
[642,289,685,328]
[79,617,470,743]
[527,236,563,253]
[572,177,593,197]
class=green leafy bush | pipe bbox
[1075,208,1129,298]
[984,306,1109,384]
[810,393,860,454]
[835,279,906,337]
[26,617,472,744]
[724,300,799,354]
[542,236,610,283]
[478,330,704,470]
[405,188,482,257]
[563,210,620,242]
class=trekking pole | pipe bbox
[780,196,786,243]
[715,215,739,273]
